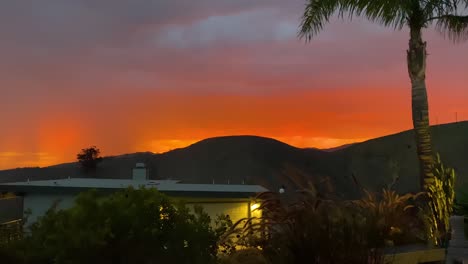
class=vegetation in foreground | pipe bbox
[0,153,457,263]
[0,188,229,264]
[219,153,456,263]
[219,189,424,264]
[299,0,468,191]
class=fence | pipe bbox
[0,196,23,244]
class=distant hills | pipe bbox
[1,122,467,198]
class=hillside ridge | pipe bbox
[1,121,467,198]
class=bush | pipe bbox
[218,248,269,264]
[223,188,424,264]
[420,153,456,246]
[11,187,219,264]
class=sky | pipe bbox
[0,0,467,169]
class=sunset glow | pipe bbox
[0,0,467,169]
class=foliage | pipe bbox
[0,220,22,245]
[0,222,24,263]
[222,187,424,264]
[214,213,238,256]
[9,187,219,264]
[76,146,103,171]
[218,248,269,264]
[353,189,425,246]
[420,153,456,246]
[299,0,468,194]
[299,0,468,42]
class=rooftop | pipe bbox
[0,178,269,198]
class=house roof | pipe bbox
[0,178,269,199]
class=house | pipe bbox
[0,163,267,226]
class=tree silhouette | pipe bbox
[299,0,468,190]
[77,146,103,172]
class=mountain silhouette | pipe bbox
[1,122,467,198]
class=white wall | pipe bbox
[188,202,249,224]
[23,193,76,227]
[22,193,261,228]
[187,201,261,225]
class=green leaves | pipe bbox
[299,0,409,40]
[420,152,456,246]
[16,187,219,264]
[434,14,468,41]
[299,0,468,42]
[225,187,424,264]
[299,0,342,40]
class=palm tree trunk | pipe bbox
[407,26,434,191]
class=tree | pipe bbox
[16,188,219,264]
[77,146,103,171]
[299,0,468,190]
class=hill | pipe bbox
[334,121,468,195]
[1,122,467,198]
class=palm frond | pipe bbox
[299,0,343,40]
[434,14,468,41]
[299,0,409,41]
[424,0,460,17]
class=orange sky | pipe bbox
[0,0,466,169]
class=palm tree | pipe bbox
[299,0,468,190]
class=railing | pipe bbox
[0,196,24,244]
[0,219,23,244]
[0,196,23,223]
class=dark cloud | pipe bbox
[0,0,467,168]
[0,0,300,50]
[0,0,304,94]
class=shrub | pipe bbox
[419,153,456,246]
[223,188,424,264]
[12,187,219,264]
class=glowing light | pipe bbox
[250,203,260,211]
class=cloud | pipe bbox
[0,0,467,169]
[155,8,299,48]
[0,0,300,51]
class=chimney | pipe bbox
[132,163,148,181]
